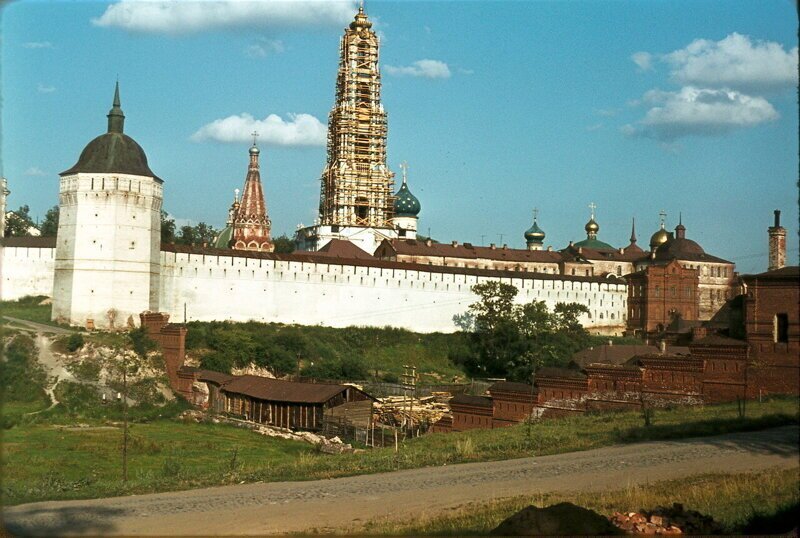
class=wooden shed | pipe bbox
[217,375,373,431]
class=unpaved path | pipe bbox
[4,426,798,536]
[1,316,73,335]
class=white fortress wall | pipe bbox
[159,251,627,334]
[0,244,56,301]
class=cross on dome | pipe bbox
[400,161,408,184]
[588,202,597,220]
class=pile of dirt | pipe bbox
[491,502,623,536]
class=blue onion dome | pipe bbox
[525,220,545,243]
[394,178,421,217]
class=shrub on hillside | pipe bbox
[66,333,85,352]
[0,334,49,403]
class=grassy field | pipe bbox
[351,467,800,535]
[3,397,797,506]
[2,420,314,506]
[0,296,57,326]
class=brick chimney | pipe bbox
[768,209,786,271]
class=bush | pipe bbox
[66,333,85,352]
[0,334,49,403]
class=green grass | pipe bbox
[0,296,56,326]
[2,420,314,505]
[4,397,796,506]
[350,467,800,535]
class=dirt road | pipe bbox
[4,426,798,536]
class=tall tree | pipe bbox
[4,205,36,237]
[458,282,590,381]
[39,205,59,237]
[160,211,176,244]
[177,225,197,245]
[272,234,295,254]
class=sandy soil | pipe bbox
[4,425,797,536]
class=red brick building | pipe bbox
[627,259,699,336]
[742,266,799,398]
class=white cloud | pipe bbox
[23,41,53,49]
[92,0,357,35]
[384,59,451,79]
[631,51,653,72]
[457,67,475,75]
[25,167,47,176]
[663,33,798,91]
[594,108,619,117]
[191,112,326,146]
[624,86,778,141]
[244,38,284,58]
[37,83,56,93]
[586,123,603,132]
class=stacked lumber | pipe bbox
[374,394,451,427]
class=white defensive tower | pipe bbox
[52,83,162,328]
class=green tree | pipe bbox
[458,282,590,381]
[4,205,36,237]
[40,205,59,237]
[160,211,176,244]
[272,234,295,253]
[177,225,197,245]
[194,222,217,245]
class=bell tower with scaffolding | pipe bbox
[296,5,400,254]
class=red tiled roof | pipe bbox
[450,394,493,408]
[381,239,564,264]
[221,375,353,404]
[198,370,236,385]
[488,381,535,394]
[742,266,800,281]
[0,236,57,248]
[317,238,376,260]
[161,242,623,284]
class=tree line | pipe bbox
[4,206,295,252]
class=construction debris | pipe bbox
[609,504,724,535]
[374,394,450,428]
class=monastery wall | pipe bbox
[159,251,628,334]
[0,245,55,301]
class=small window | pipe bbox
[774,313,789,343]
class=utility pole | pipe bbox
[121,355,129,483]
[401,364,417,437]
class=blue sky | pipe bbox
[2,0,797,273]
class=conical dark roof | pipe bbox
[60,83,161,182]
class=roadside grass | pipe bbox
[3,397,796,505]
[1,420,314,506]
[351,467,800,535]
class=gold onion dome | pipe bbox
[350,6,372,29]
[585,218,600,235]
[650,226,670,249]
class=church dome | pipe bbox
[60,82,161,182]
[394,173,420,217]
[649,228,670,249]
[213,225,234,249]
[525,220,545,243]
[585,218,599,235]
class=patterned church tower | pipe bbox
[318,6,394,228]
[768,209,786,271]
[231,141,273,252]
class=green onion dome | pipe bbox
[525,220,545,243]
[394,178,421,217]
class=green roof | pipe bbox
[214,226,233,249]
[573,238,615,250]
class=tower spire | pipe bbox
[630,217,637,243]
[233,144,273,252]
[107,80,125,134]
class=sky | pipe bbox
[2,0,797,274]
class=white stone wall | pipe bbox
[295,224,398,254]
[0,245,55,301]
[160,251,628,334]
[52,173,162,328]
